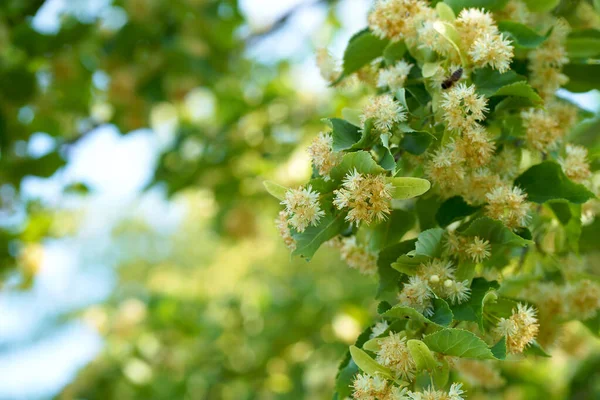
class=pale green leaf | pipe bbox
[407,340,438,371]
[263,180,287,200]
[387,177,431,200]
[349,346,395,379]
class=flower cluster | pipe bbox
[368,0,431,42]
[559,144,592,184]
[315,47,341,84]
[376,332,416,379]
[494,303,539,354]
[528,19,570,100]
[378,61,413,91]
[334,170,394,225]
[352,375,466,400]
[307,132,340,180]
[398,259,471,315]
[456,8,514,72]
[485,185,531,229]
[337,236,378,276]
[280,185,325,232]
[440,83,489,132]
[361,94,407,133]
[521,108,564,152]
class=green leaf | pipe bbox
[388,177,431,200]
[383,41,407,65]
[400,131,435,155]
[583,311,600,337]
[330,118,361,151]
[371,209,416,249]
[451,278,500,330]
[522,0,559,12]
[335,359,358,398]
[564,64,600,93]
[417,195,441,231]
[392,254,429,275]
[433,21,465,64]
[415,228,445,257]
[292,213,346,260]
[523,340,551,357]
[436,2,456,21]
[435,196,481,227]
[461,217,533,247]
[490,81,543,104]
[407,340,438,371]
[331,151,386,180]
[422,329,497,360]
[580,218,600,253]
[383,304,443,327]
[363,338,382,352]
[378,239,418,297]
[349,345,395,379]
[498,21,547,49]
[472,68,525,97]
[430,298,454,327]
[444,0,510,12]
[549,200,574,225]
[567,37,600,58]
[514,161,595,204]
[340,29,389,79]
[491,337,507,360]
[263,180,287,200]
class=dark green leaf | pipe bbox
[564,64,600,93]
[444,0,510,12]
[383,41,408,65]
[472,68,525,97]
[340,29,389,79]
[377,239,418,297]
[491,337,507,360]
[400,131,435,155]
[514,161,595,204]
[436,196,481,227]
[498,21,548,49]
[430,298,454,327]
[371,209,416,249]
[490,81,543,104]
[522,0,560,12]
[415,228,445,257]
[451,278,500,330]
[461,217,532,246]
[292,213,346,260]
[330,118,361,151]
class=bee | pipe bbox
[441,67,463,90]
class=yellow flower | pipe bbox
[494,303,539,354]
[559,144,591,184]
[361,94,407,133]
[440,83,489,132]
[465,236,491,263]
[485,185,531,229]
[368,0,430,42]
[339,236,378,276]
[281,185,325,232]
[376,332,416,380]
[469,32,514,73]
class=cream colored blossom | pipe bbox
[440,83,489,131]
[378,61,413,91]
[443,279,471,304]
[492,148,520,180]
[281,185,325,232]
[368,0,430,42]
[315,47,341,83]
[339,236,378,275]
[456,8,498,50]
[522,108,564,152]
[494,303,539,354]
[485,185,531,229]
[275,210,296,251]
[407,383,466,400]
[424,144,466,196]
[454,359,505,389]
[334,170,394,225]
[352,373,389,400]
[559,144,591,183]
[465,236,491,263]
[462,168,504,205]
[565,280,600,320]
[376,332,416,380]
[361,94,407,133]
[528,19,570,99]
[307,132,340,180]
[455,125,496,168]
[469,32,514,73]
[370,320,390,338]
[398,276,433,316]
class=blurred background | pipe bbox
[0,1,599,399]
